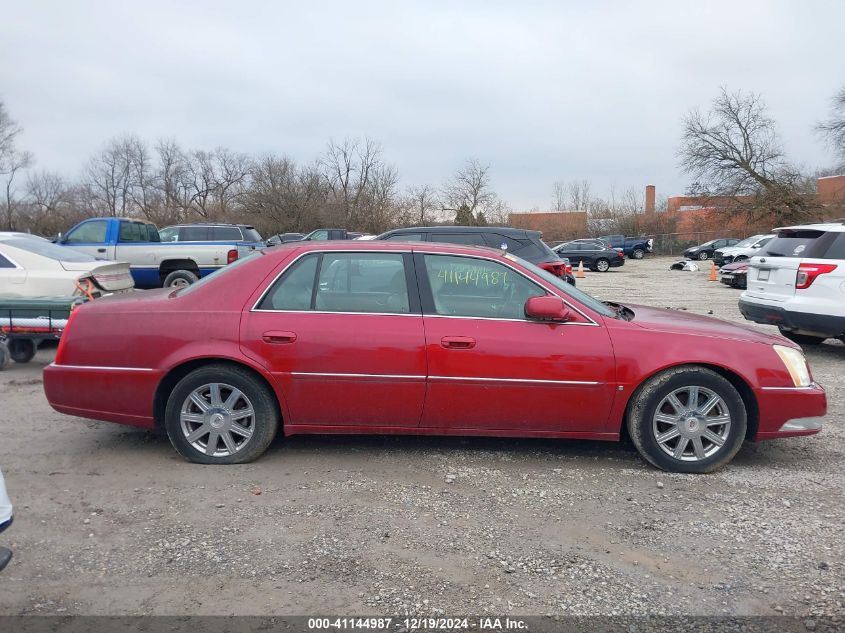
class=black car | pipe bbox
[554,239,625,272]
[683,238,740,260]
[375,226,575,285]
[266,232,305,246]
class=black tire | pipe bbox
[697,251,709,260]
[595,258,610,272]
[627,366,747,474]
[162,269,199,288]
[164,364,280,464]
[778,328,827,346]
[631,248,645,259]
[734,255,748,262]
[8,338,37,363]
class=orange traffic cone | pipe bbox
[576,260,585,279]
[709,261,718,281]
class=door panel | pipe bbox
[421,317,616,431]
[240,251,426,427]
[416,253,616,432]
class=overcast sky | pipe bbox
[1,0,843,210]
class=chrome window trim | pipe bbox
[251,248,599,326]
[51,363,154,372]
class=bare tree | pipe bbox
[551,181,567,212]
[679,87,810,222]
[567,179,592,212]
[0,102,33,229]
[85,136,136,217]
[817,87,845,171]
[443,159,495,217]
[405,184,439,225]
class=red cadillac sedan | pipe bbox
[43,241,826,473]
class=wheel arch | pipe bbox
[620,363,759,442]
[153,357,283,433]
[158,258,201,279]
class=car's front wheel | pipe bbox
[627,367,746,473]
[697,251,709,260]
[595,258,610,272]
[164,364,280,464]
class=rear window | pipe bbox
[822,233,845,259]
[508,238,558,263]
[764,230,827,258]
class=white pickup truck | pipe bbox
[56,217,260,288]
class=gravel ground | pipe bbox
[0,256,842,620]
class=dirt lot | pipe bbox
[0,256,842,619]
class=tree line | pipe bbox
[2,86,843,239]
[0,106,513,237]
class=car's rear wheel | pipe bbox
[697,251,709,260]
[8,339,37,363]
[162,269,199,288]
[164,364,279,464]
[778,328,827,346]
[595,258,610,272]
[632,248,645,259]
[627,367,746,473]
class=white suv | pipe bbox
[713,234,775,265]
[739,223,845,345]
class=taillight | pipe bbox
[541,262,567,278]
[795,263,837,289]
[616,248,624,256]
[227,249,238,264]
[55,306,81,365]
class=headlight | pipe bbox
[773,345,812,387]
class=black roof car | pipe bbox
[683,238,741,260]
[375,226,575,284]
[554,239,625,272]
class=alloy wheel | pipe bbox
[179,382,256,457]
[652,386,731,461]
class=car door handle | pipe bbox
[262,331,297,344]
[97,248,107,253]
[441,336,476,350]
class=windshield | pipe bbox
[506,253,617,318]
[3,238,97,262]
[699,240,716,247]
[175,251,264,295]
[734,235,763,248]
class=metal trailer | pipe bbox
[0,297,85,369]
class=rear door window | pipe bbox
[180,227,209,241]
[429,233,487,246]
[209,227,244,241]
[315,253,410,314]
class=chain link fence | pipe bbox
[648,230,751,257]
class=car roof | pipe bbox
[773,222,845,233]
[167,222,253,228]
[380,226,538,238]
[0,232,49,241]
[281,239,508,258]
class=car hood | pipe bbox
[719,261,749,272]
[624,303,788,346]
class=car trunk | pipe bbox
[60,260,135,292]
[744,258,801,302]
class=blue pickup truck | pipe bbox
[599,234,654,259]
[56,217,259,288]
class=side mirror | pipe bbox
[752,244,761,249]
[525,295,571,322]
